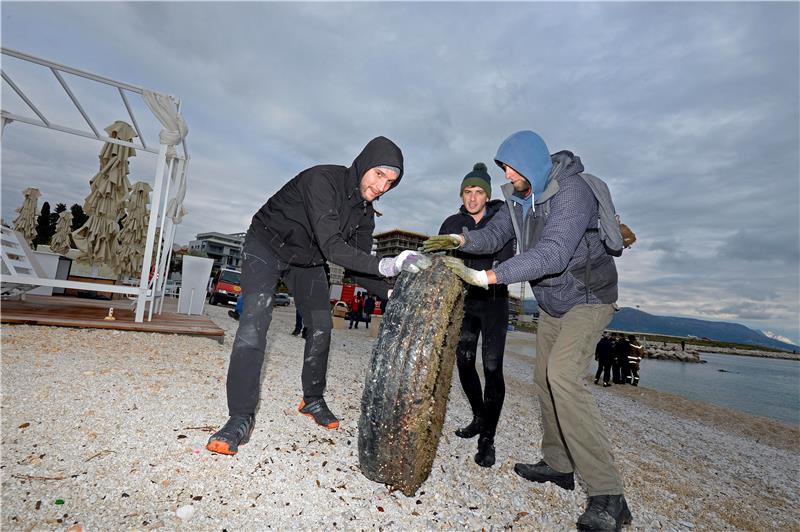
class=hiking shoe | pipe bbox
[603,382,611,387]
[514,459,575,491]
[474,435,496,468]
[299,398,339,429]
[228,310,240,320]
[576,494,632,531]
[291,329,301,336]
[455,416,484,439]
[206,414,255,455]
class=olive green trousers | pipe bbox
[534,304,624,496]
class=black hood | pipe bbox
[349,136,404,194]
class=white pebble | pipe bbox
[176,505,195,521]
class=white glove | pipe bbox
[378,250,432,277]
[441,256,489,289]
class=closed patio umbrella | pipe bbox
[115,181,152,278]
[12,187,40,246]
[49,210,74,255]
[72,121,136,273]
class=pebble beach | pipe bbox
[2,304,799,531]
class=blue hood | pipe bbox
[494,130,553,198]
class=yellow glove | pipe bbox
[441,256,489,289]
[422,234,463,253]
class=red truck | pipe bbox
[329,283,383,315]
[208,267,242,306]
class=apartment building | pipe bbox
[188,232,245,270]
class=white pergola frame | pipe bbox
[1,47,190,322]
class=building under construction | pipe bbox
[373,228,429,258]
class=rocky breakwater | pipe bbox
[643,344,706,363]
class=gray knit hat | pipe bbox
[460,162,491,197]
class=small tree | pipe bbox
[34,201,54,247]
[70,203,88,231]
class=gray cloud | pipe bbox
[2,2,798,342]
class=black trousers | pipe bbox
[594,359,612,384]
[455,297,509,437]
[612,359,622,384]
[226,231,333,416]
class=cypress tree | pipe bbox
[34,202,52,247]
[70,203,88,231]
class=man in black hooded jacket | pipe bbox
[207,136,430,456]
[439,163,514,468]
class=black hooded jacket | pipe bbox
[249,137,403,296]
[438,199,514,300]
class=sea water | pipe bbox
[504,336,800,425]
[637,352,800,426]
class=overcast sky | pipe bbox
[2,2,798,343]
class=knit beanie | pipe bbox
[377,165,401,176]
[460,162,491,197]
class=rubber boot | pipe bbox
[455,416,484,439]
[474,435,496,467]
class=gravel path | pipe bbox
[2,304,798,530]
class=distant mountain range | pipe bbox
[521,301,798,352]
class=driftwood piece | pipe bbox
[358,257,465,496]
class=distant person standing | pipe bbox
[594,332,614,387]
[681,339,686,351]
[627,335,642,386]
[228,294,244,321]
[349,293,364,329]
[291,309,304,336]
[363,294,376,328]
[610,333,621,384]
[614,334,631,384]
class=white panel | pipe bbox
[177,256,213,315]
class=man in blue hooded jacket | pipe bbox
[424,131,631,531]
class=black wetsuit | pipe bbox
[439,200,514,436]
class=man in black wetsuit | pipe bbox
[437,163,514,467]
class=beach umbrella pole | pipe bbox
[147,155,176,321]
[135,143,169,322]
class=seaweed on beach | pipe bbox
[358,256,466,496]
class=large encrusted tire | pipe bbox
[358,257,465,496]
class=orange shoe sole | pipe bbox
[206,439,237,455]
[298,400,340,429]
